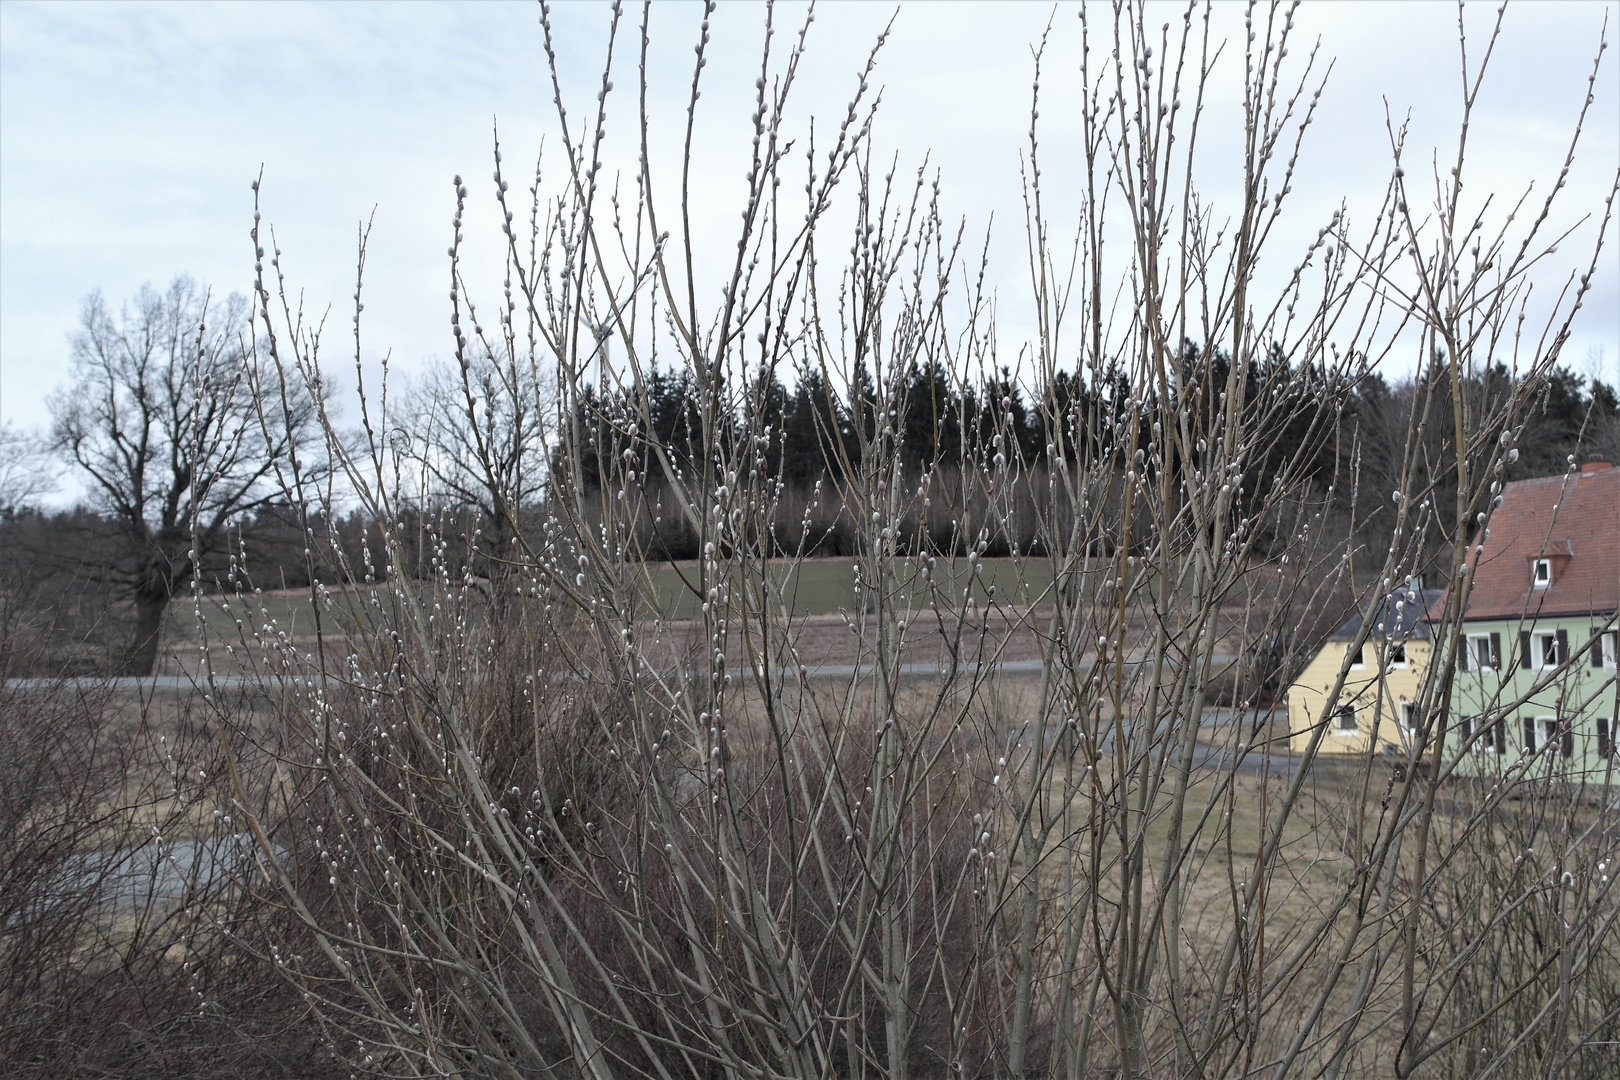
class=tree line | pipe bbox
[569,341,1618,553]
[2,277,1616,677]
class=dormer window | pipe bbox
[1532,558,1552,588]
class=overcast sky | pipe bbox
[3,0,1617,445]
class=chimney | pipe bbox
[1581,455,1612,475]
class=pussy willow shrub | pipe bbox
[1420,773,1620,1080]
[208,2,1617,1077]
[0,671,337,1078]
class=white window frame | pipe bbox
[1600,630,1618,671]
[1387,642,1408,668]
[1532,558,1552,589]
[1460,715,1502,755]
[1534,715,1561,757]
[1347,643,1366,670]
[1399,701,1420,738]
[1332,703,1358,737]
[1466,633,1496,672]
[1534,631,1563,671]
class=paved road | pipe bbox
[4,675,259,691]
[14,834,266,915]
[4,654,1241,692]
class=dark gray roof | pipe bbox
[1331,587,1445,641]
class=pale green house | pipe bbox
[1439,462,1618,778]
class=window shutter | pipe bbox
[1490,633,1501,669]
[1523,717,1536,753]
[1494,719,1506,755]
[1458,639,1470,672]
[1521,631,1533,671]
[1599,718,1613,760]
[1556,629,1569,666]
[1595,627,1605,668]
[1458,716,1472,744]
[1561,725,1575,759]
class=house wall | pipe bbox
[1287,639,1434,756]
[1448,615,1618,777]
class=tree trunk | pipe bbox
[121,580,169,677]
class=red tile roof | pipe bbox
[1433,465,1619,622]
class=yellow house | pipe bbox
[1287,584,1443,756]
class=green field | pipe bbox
[634,556,1062,618]
[188,557,1071,639]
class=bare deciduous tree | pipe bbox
[0,421,57,516]
[396,347,556,588]
[49,276,318,676]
